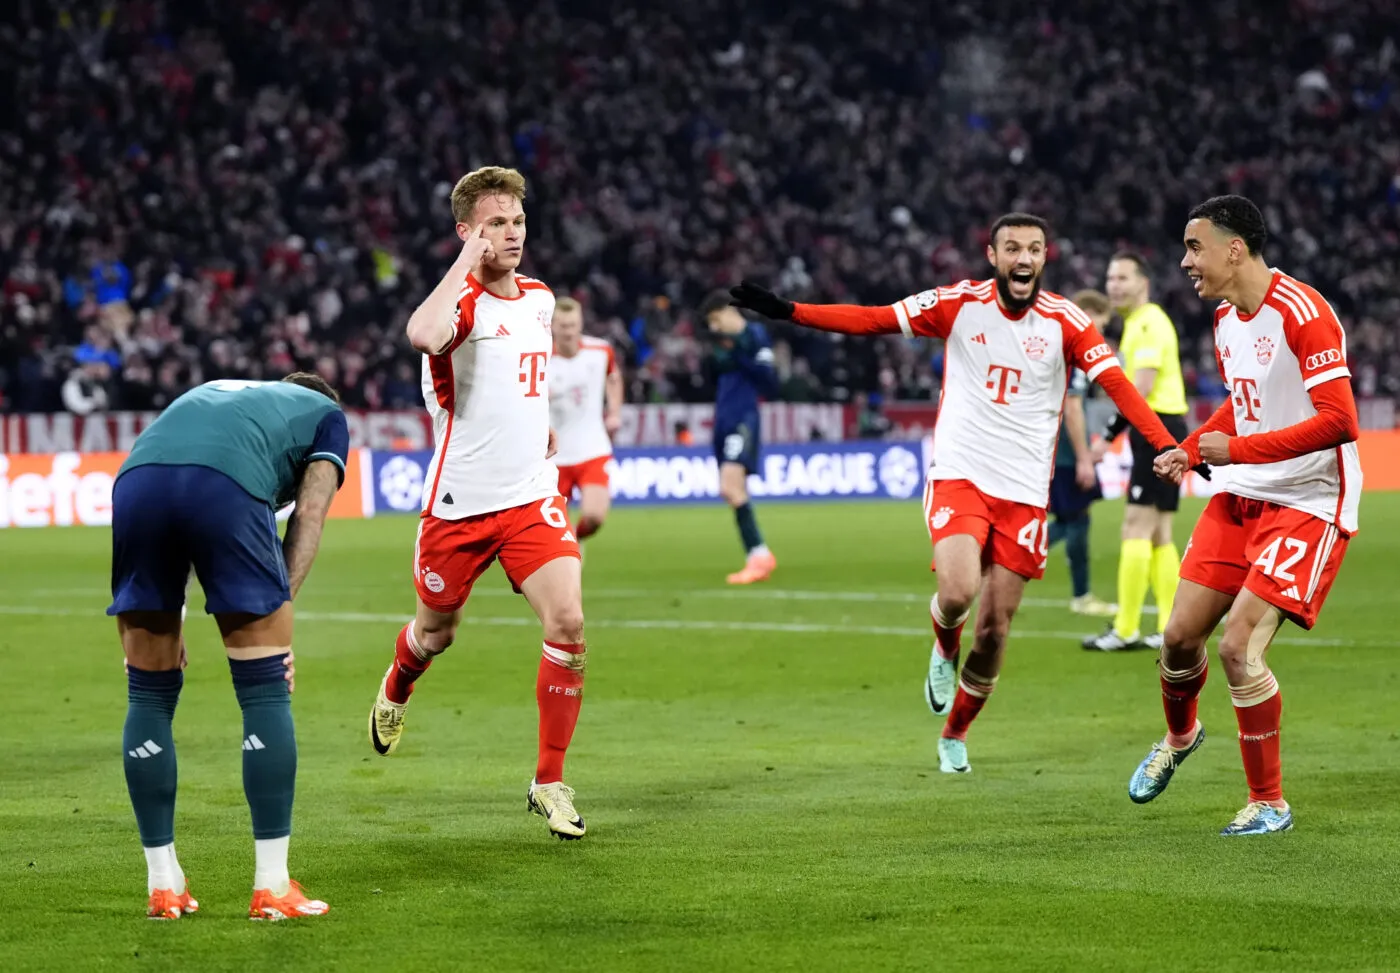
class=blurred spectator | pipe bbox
[62,360,112,415]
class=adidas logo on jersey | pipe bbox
[128,739,164,759]
[496,324,511,337]
[561,530,576,543]
[242,735,266,751]
[971,333,987,345]
[1281,585,1301,601]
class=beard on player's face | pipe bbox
[994,264,1043,313]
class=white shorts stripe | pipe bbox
[1304,525,1337,603]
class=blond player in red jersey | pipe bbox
[367,167,589,839]
[549,298,622,545]
[731,213,1181,774]
[1132,195,1362,836]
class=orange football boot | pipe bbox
[726,549,777,585]
[248,880,329,921]
[147,885,199,920]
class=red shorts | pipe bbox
[556,455,611,502]
[923,478,1048,580]
[413,496,580,613]
[1180,492,1349,630]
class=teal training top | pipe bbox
[120,380,349,508]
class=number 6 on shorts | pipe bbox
[540,497,568,528]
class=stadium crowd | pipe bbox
[0,0,1396,417]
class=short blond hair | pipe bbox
[450,166,527,224]
[1072,289,1112,316]
[554,297,581,315]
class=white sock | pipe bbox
[750,544,770,557]
[168,842,186,893]
[254,836,290,895]
[144,843,177,894]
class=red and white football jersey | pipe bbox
[1212,271,1361,533]
[419,272,559,519]
[891,279,1120,508]
[549,336,616,466]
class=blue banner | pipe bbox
[368,440,932,513]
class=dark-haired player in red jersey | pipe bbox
[730,213,1183,774]
[1133,195,1361,836]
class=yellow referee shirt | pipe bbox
[1118,302,1187,415]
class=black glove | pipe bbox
[1102,413,1129,442]
[729,280,794,320]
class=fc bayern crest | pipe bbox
[1255,336,1275,366]
[1023,335,1049,361]
[539,309,552,331]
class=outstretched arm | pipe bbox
[792,303,902,336]
[729,280,956,338]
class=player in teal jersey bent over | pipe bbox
[108,373,347,920]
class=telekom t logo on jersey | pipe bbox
[519,352,548,397]
[1232,376,1262,421]
[986,364,1023,405]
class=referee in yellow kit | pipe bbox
[1083,252,1189,652]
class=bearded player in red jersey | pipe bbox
[1133,195,1361,835]
[731,213,1187,774]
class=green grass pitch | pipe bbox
[3,496,1399,971]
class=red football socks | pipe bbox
[1161,656,1208,747]
[942,672,996,742]
[385,623,432,705]
[1231,672,1283,805]
[931,595,969,662]
[536,641,586,784]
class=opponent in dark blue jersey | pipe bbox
[700,290,780,584]
[109,373,346,920]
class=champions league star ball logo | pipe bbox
[1022,335,1049,361]
[877,446,922,499]
[378,456,425,511]
[1255,336,1275,366]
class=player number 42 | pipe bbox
[1254,536,1308,582]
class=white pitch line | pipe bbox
[0,604,1362,647]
